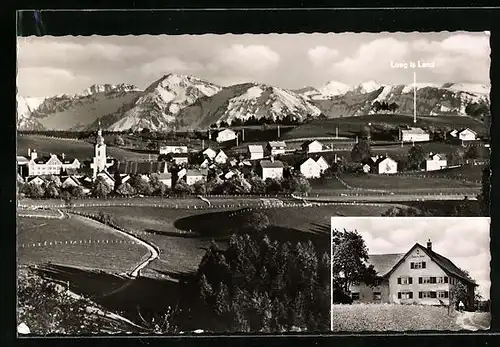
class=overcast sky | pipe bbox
[331,217,491,299]
[17,32,490,98]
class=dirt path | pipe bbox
[455,311,490,331]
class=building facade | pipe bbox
[458,128,477,141]
[374,157,398,174]
[267,141,287,156]
[202,148,217,160]
[260,159,284,180]
[316,156,330,173]
[214,150,228,164]
[302,140,323,154]
[159,145,188,155]
[349,241,477,309]
[299,158,321,178]
[426,153,447,171]
[27,151,81,177]
[401,127,430,142]
[248,145,264,160]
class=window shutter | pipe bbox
[444,276,448,283]
[422,261,426,269]
[419,292,422,299]
[410,262,414,269]
[397,277,401,284]
[398,292,402,299]
[409,292,413,299]
[418,277,422,284]
[409,277,413,284]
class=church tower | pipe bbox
[91,124,107,179]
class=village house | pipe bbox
[449,129,459,138]
[458,128,477,142]
[26,175,48,186]
[299,158,322,179]
[186,169,206,185]
[302,140,323,154]
[401,127,430,142]
[316,156,330,174]
[426,153,448,171]
[159,145,188,155]
[372,156,398,174]
[362,163,371,173]
[267,141,287,156]
[216,128,237,143]
[61,176,82,189]
[248,144,264,160]
[200,158,211,168]
[260,158,284,180]
[202,147,217,160]
[157,172,172,188]
[348,240,477,310]
[214,150,228,164]
[96,170,116,187]
[171,153,189,165]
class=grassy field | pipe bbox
[331,304,460,331]
[17,216,149,273]
[282,114,488,140]
[339,173,480,190]
[405,164,487,182]
[17,135,154,161]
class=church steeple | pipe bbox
[96,120,105,145]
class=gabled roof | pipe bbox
[27,176,48,184]
[63,176,81,186]
[300,157,319,167]
[260,160,284,168]
[401,127,428,134]
[375,156,397,165]
[316,156,329,164]
[429,153,447,160]
[248,144,264,153]
[268,141,286,148]
[17,156,29,165]
[302,139,323,147]
[459,127,477,135]
[97,170,115,182]
[216,150,228,157]
[61,157,79,164]
[367,253,406,277]
[383,243,477,286]
[218,128,236,135]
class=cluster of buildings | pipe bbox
[400,126,478,143]
[348,240,476,309]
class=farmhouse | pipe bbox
[202,147,217,160]
[159,145,188,155]
[302,140,323,154]
[260,158,284,180]
[248,144,264,160]
[426,153,447,172]
[267,141,287,156]
[26,175,48,186]
[372,156,398,174]
[171,153,189,165]
[401,127,430,142]
[216,128,237,143]
[214,150,229,164]
[61,176,82,189]
[458,128,477,142]
[186,169,206,185]
[316,156,330,173]
[349,240,477,310]
[299,158,322,179]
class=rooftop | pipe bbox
[260,160,284,168]
[402,127,428,134]
[268,141,286,147]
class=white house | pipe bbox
[61,176,81,189]
[373,156,398,174]
[362,163,371,173]
[214,150,228,164]
[159,145,188,155]
[348,240,476,309]
[316,156,330,173]
[267,141,287,156]
[27,176,47,186]
[401,127,430,142]
[157,172,172,188]
[426,153,447,172]
[186,169,205,185]
[200,158,211,168]
[202,148,217,160]
[260,158,284,180]
[248,145,264,160]
[216,129,237,143]
[177,168,187,180]
[299,158,322,179]
[302,140,323,154]
[171,153,189,165]
[96,171,115,187]
[449,129,458,138]
[458,128,477,141]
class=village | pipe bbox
[15,123,488,200]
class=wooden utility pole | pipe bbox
[242,128,245,141]
[336,127,338,139]
[277,125,281,138]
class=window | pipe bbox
[410,261,426,269]
[419,291,438,299]
[351,292,360,300]
[398,292,413,300]
[373,292,382,300]
[437,276,448,283]
[419,276,433,284]
[438,291,449,298]
[397,276,413,285]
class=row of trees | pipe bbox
[371,101,399,113]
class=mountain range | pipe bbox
[17,73,490,132]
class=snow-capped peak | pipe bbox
[78,83,141,97]
[352,80,382,94]
[441,83,490,95]
[318,80,350,97]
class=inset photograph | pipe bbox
[330,217,490,332]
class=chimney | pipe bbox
[426,239,432,251]
[28,148,31,157]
